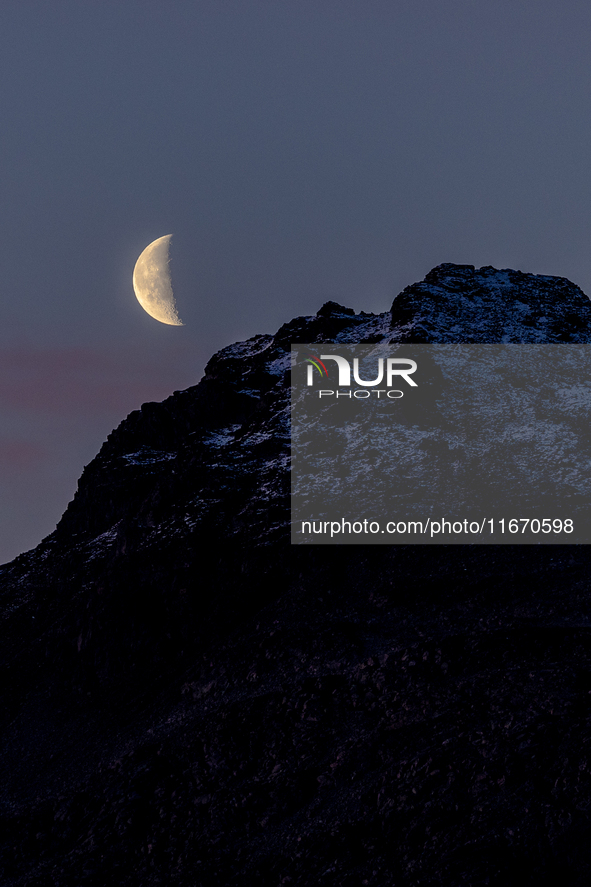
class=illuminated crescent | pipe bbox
[132,235,183,326]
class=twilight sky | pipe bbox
[2,0,591,563]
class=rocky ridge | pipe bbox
[2,264,591,885]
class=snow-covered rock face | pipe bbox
[1,262,590,681]
[3,262,590,575]
[390,263,591,343]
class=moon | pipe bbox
[132,235,183,326]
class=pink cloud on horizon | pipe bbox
[0,438,46,471]
[0,344,201,417]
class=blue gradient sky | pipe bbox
[2,0,591,562]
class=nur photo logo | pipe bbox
[301,351,418,399]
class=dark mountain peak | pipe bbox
[5,261,590,593]
[3,264,591,885]
[391,262,591,343]
[424,261,476,280]
[316,299,356,317]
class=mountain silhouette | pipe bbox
[2,263,591,885]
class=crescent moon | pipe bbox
[132,235,183,326]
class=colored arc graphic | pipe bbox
[305,356,329,376]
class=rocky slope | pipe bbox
[2,264,591,885]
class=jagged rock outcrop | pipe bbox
[390,262,591,342]
[2,264,591,886]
